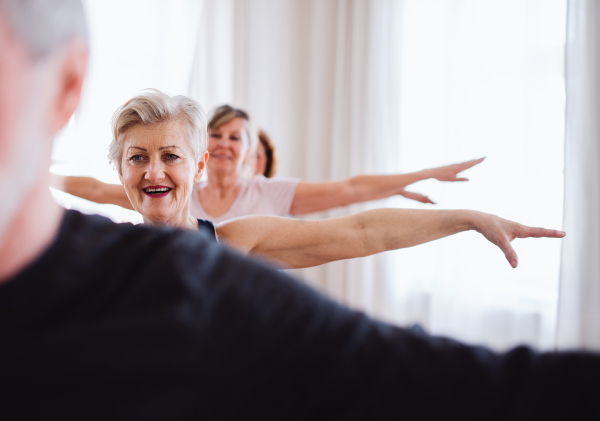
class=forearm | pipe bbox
[347,170,434,203]
[49,173,134,210]
[218,209,477,269]
[355,208,475,256]
[290,171,435,215]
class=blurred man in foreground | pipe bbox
[0,0,598,419]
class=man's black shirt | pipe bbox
[1,210,599,419]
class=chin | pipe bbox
[141,205,175,224]
[210,162,235,172]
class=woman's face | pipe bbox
[119,119,205,224]
[207,117,249,175]
[255,141,267,176]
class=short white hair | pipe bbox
[0,0,88,60]
[108,89,208,174]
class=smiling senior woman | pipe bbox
[107,90,563,269]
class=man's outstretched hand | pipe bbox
[471,211,566,268]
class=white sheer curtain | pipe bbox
[556,0,600,350]
[391,0,566,350]
[222,0,403,322]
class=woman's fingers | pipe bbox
[478,214,565,268]
[400,190,435,204]
[518,226,566,239]
[463,157,485,168]
[434,157,485,181]
[454,157,485,172]
[498,240,519,268]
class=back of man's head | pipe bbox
[0,0,87,60]
[0,0,88,262]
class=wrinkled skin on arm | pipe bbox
[216,208,565,269]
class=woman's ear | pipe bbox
[193,151,209,183]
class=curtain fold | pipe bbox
[224,0,403,321]
[556,0,600,350]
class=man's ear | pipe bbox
[193,151,209,183]
[52,40,88,132]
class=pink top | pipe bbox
[189,175,300,224]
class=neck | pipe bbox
[0,178,64,284]
[205,168,243,192]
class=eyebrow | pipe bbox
[127,146,147,152]
[127,145,181,153]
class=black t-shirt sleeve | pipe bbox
[197,219,216,241]
[180,248,600,419]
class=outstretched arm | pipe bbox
[289,158,485,215]
[50,174,134,210]
[216,208,564,269]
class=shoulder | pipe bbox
[17,210,299,304]
[53,210,219,275]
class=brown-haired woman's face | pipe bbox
[207,117,249,175]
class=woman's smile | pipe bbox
[142,185,173,198]
[210,152,232,161]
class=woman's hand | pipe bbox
[470,211,566,268]
[428,157,485,182]
[399,189,435,204]
[290,157,486,214]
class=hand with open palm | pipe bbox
[471,211,566,268]
[400,157,486,205]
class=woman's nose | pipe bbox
[144,160,166,182]
[211,136,229,147]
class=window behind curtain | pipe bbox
[391,0,566,350]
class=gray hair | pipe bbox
[0,0,88,60]
[108,89,208,174]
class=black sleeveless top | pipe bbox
[197,219,217,242]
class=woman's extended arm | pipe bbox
[289,158,485,215]
[50,174,134,210]
[216,208,564,269]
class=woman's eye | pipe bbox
[164,153,180,161]
[129,155,146,163]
